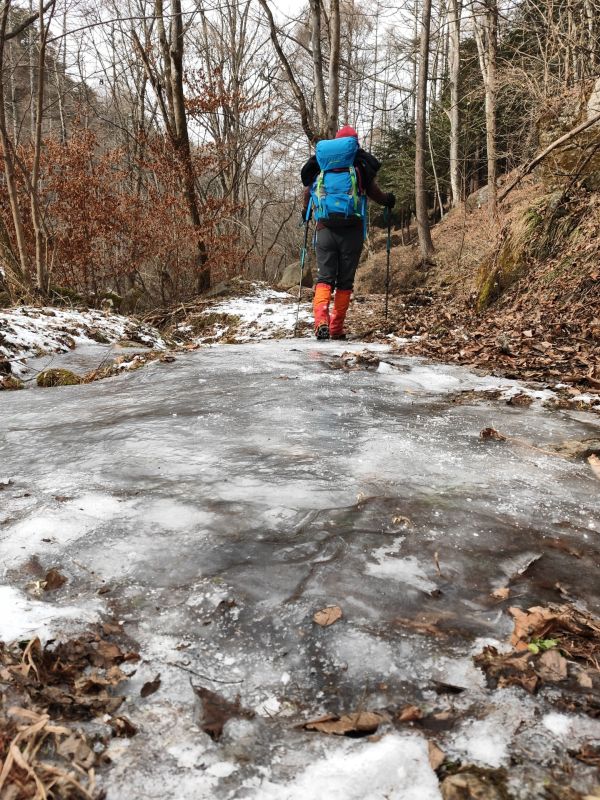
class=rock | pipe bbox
[37,369,82,388]
[441,772,508,800]
[0,359,11,375]
[277,261,313,290]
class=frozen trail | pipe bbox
[1,340,599,799]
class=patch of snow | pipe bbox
[366,538,437,592]
[0,585,101,643]
[0,306,165,377]
[542,713,573,737]
[198,287,312,342]
[253,734,442,800]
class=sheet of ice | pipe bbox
[1,337,600,798]
[0,586,100,642]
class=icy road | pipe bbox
[1,339,599,799]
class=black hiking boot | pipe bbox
[315,323,330,340]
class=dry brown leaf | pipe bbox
[313,606,343,627]
[536,648,568,682]
[480,427,507,441]
[110,715,138,737]
[428,741,446,770]
[491,587,510,600]
[509,606,558,647]
[192,685,254,740]
[577,670,594,689]
[140,674,161,698]
[304,711,385,736]
[588,454,600,480]
[398,705,423,722]
[43,568,67,591]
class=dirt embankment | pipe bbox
[353,176,600,392]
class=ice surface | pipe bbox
[1,338,599,798]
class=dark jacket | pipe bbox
[301,147,388,227]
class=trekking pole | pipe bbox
[294,216,311,337]
[384,206,392,322]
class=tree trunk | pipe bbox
[448,0,462,207]
[0,0,31,294]
[325,0,341,137]
[309,0,328,136]
[415,0,435,264]
[474,0,498,217]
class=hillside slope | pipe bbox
[353,175,599,391]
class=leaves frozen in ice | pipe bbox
[588,454,600,480]
[304,710,386,736]
[140,674,161,697]
[480,427,507,441]
[192,684,254,740]
[313,606,343,627]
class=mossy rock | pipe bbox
[0,376,24,391]
[49,285,85,305]
[37,368,82,388]
[99,291,123,311]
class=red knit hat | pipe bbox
[335,125,358,140]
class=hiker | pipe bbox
[301,125,395,340]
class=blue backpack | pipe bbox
[308,137,367,235]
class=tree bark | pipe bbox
[325,0,341,137]
[415,0,435,263]
[448,0,462,207]
[0,0,31,295]
[474,0,498,217]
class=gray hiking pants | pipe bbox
[315,225,363,291]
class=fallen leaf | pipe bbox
[480,427,506,441]
[509,606,557,648]
[430,680,466,695]
[428,741,445,770]
[536,648,568,681]
[398,705,422,722]
[140,674,161,697]
[304,711,385,736]
[507,393,533,407]
[577,670,594,689]
[491,587,510,600]
[588,454,600,480]
[43,568,67,591]
[441,771,507,800]
[313,606,343,627]
[110,715,138,737]
[192,685,254,740]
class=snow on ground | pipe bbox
[0,306,165,377]
[0,586,101,643]
[196,287,312,341]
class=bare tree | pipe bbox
[473,0,498,217]
[415,0,435,263]
[133,0,210,291]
